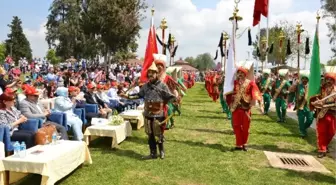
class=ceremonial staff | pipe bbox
[278,30,285,72]
[160,18,168,55]
[229,0,243,63]
[169,35,176,66]
[296,22,304,113]
[260,36,267,72]
[222,32,229,74]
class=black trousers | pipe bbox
[146,117,165,153]
[11,130,35,149]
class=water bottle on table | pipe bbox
[52,131,57,145]
[13,141,20,157]
[20,142,26,158]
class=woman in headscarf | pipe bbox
[54,87,83,141]
[0,92,35,148]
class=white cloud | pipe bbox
[23,22,48,58]
[23,0,333,65]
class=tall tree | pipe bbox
[0,43,6,64]
[327,58,336,66]
[252,20,310,65]
[5,16,32,62]
[192,53,216,71]
[46,0,93,59]
[321,0,336,56]
[184,56,195,65]
[84,0,147,62]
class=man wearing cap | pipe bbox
[289,70,314,138]
[272,69,291,123]
[19,85,69,140]
[259,69,272,115]
[310,66,336,158]
[120,61,176,159]
[226,61,261,151]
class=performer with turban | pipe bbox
[226,61,261,151]
[259,69,273,115]
[272,69,291,123]
[120,61,176,159]
[310,66,336,158]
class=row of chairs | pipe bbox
[0,103,99,156]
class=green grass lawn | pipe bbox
[15,83,336,185]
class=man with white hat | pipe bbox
[120,61,176,159]
[259,69,272,115]
[153,53,181,129]
[272,69,291,123]
[289,70,314,138]
[226,61,261,151]
[310,66,336,158]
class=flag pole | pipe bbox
[295,22,304,113]
[265,0,270,70]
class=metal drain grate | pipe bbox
[264,151,331,173]
[279,157,310,166]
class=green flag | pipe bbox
[307,22,321,101]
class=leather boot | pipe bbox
[142,149,158,160]
[158,143,165,159]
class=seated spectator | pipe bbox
[54,87,83,141]
[84,84,112,117]
[19,86,68,140]
[0,93,35,148]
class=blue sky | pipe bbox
[0,0,332,63]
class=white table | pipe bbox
[2,140,92,185]
[84,121,132,148]
[119,110,144,130]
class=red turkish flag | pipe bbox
[140,17,158,83]
[253,0,269,27]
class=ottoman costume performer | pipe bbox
[259,69,272,115]
[272,69,291,123]
[226,61,261,151]
[289,70,314,138]
[310,66,336,158]
[122,61,176,159]
[153,54,183,129]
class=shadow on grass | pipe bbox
[169,139,231,152]
[264,111,325,151]
[284,169,336,184]
[188,128,234,135]
[255,131,298,138]
[249,144,314,155]
[194,115,224,120]
[197,109,222,114]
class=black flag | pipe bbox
[286,39,292,56]
[268,43,274,54]
[214,49,218,60]
[248,28,252,46]
[305,37,310,55]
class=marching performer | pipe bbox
[121,61,176,159]
[226,61,261,151]
[289,70,314,138]
[259,69,272,115]
[272,69,291,123]
[310,66,336,158]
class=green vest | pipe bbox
[274,79,291,98]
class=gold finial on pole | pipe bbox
[229,0,242,21]
[170,35,176,44]
[151,6,155,16]
[316,10,321,22]
[160,18,168,30]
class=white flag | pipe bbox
[223,20,237,95]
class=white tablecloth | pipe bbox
[84,121,132,148]
[119,110,144,130]
[2,140,92,185]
